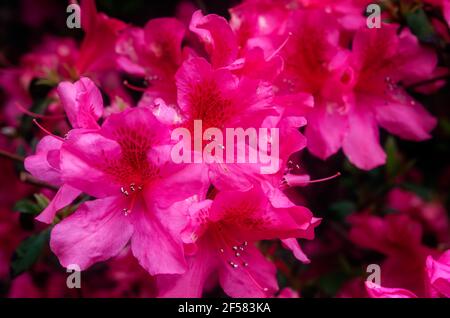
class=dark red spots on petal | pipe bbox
[187,80,235,130]
[102,125,160,187]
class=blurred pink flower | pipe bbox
[158,186,317,297]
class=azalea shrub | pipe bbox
[0,0,449,298]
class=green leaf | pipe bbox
[33,193,50,210]
[401,183,432,201]
[317,271,348,296]
[10,229,51,277]
[405,9,438,44]
[385,136,400,179]
[13,199,42,215]
[439,118,450,137]
[329,201,356,221]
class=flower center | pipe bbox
[187,80,235,131]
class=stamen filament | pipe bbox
[32,119,65,142]
[123,80,147,93]
[15,103,66,120]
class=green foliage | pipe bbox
[13,194,49,215]
[405,8,438,44]
[329,201,356,221]
[10,229,51,278]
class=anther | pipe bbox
[120,187,129,196]
[229,261,238,268]
[281,172,341,188]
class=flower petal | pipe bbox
[36,184,81,224]
[50,196,133,270]
[219,244,278,298]
[342,103,386,170]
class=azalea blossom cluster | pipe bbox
[0,0,449,298]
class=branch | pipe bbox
[0,149,24,162]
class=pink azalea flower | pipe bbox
[0,36,78,125]
[51,107,206,275]
[25,135,81,224]
[1,1,127,127]
[275,9,353,162]
[57,77,104,129]
[229,0,292,52]
[158,185,317,297]
[348,212,440,297]
[161,56,281,190]
[75,0,127,75]
[116,17,186,104]
[342,26,438,169]
[297,0,373,30]
[175,57,275,131]
[25,77,105,224]
[426,250,450,297]
[365,250,450,298]
[282,16,438,170]
[388,188,450,244]
[190,10,239,68]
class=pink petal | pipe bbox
[57,77,103,129]
[445,0,450,27]
[77,1,126,73]
[306,104,349,160]
[35,184,81,224]
[374,96,437,141]
[130,201,187,275]
[157,243,218,297]
[50,196,133,270]
[426,251,450,297]
[342,104,386,170]
[60,130,121,198]
[365,281,417,298]
[115,28,147,76]
[282,238,310,264]
[219,244,278,298]
[190,10,238,68]
[24,136,63,186]
[149,162,209,209]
